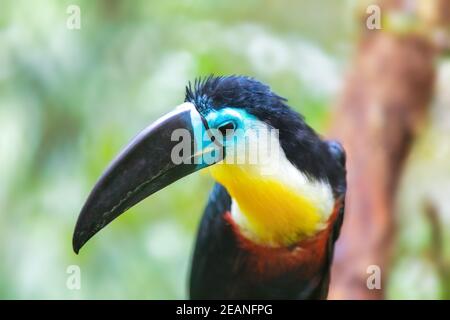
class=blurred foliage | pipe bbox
[0,0,448,299]
[389,60,450,300]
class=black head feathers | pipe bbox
[185,75,345,194]
[185,75,290,122]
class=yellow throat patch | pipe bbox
[209,162,332,247]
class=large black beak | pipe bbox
[73,103,216,253]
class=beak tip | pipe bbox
[73,243,80,254]
[72,237,81,254]
[72,228,86,255]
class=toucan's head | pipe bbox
[73,76,345,252]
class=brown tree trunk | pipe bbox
[327,0,445,299]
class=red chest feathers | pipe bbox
[223,198,343,280]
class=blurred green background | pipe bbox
[1,0,449,299]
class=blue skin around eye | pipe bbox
[190,107,258,168]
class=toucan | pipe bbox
[73,76,346,299]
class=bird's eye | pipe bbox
[218,121,236,137]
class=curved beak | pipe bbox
[73,103,219,253]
